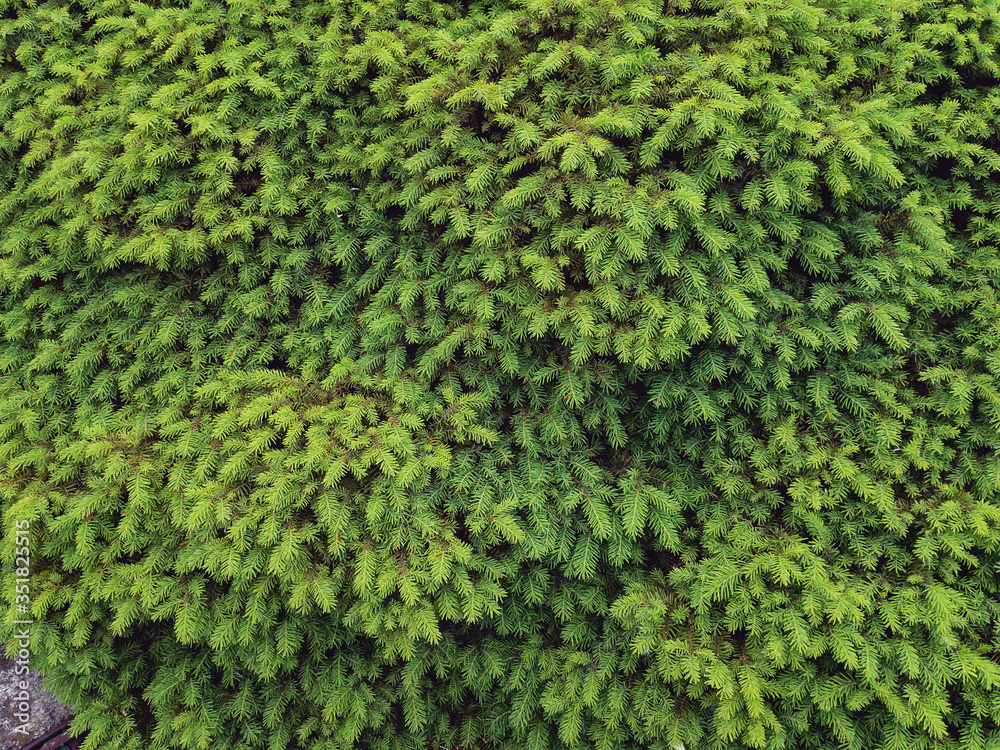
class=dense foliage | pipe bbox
[3,0,1000,748]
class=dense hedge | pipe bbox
[3,0,1000,749]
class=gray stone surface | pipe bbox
[1,657,74,750]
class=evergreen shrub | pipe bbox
[3,0,1000,748]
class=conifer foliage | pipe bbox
[3,0,1000,748]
